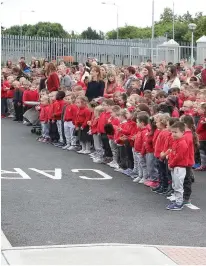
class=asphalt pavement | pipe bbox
[1,119,206,248]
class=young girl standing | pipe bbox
[89,105,105,161]
[75,96,92,154]
[37,96,50,142]
[153,114,171,194]
[53,91,66,147]
[195,103,206,171]
[63,93,78,150]
[180,115,199,204]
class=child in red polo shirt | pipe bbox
[95,99,114,163]
[106,105,121,168]
[118,107,137,176]
[180,115,199,204]
[152,113,170,194]
[167,122,189,211]
[75,71,87,91]
[143,117,160,188]
[63,93,78,150]
[89,105,104,161]
[133,113,150,183]
[37,96,50,142]
[53,91,66,147]
[195,103,206,171]
[75,96,92,154]
[23,80,39,113]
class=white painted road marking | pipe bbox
[1,230,12,249]
[1,169,31,180]
[29,168,62,179]
[185,204,200,210]
[71,169,113,180]
[0,168,202,210]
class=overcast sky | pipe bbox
[1,0,206,34]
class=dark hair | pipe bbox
[157,103,173,116]
[143,66,154,79]
[56,91,66,100]
[168,117,179,126]
[104,123,114,135]
[137,103,151,115]
[168,65,177,79]
[180,115,200,151]
[171,121,185,132]
[149,117,157,136]
[120,93,127,102]
[137,114,149,125]
[156,91,167,99]
[102,98,114,106]
[127,66,136,75]
[170,87,180,94]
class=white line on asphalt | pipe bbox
[1,230,12,249]
[185,204,200,210]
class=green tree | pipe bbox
[81,27,104,40]
[160,7,176,23]
[4,22,69,38]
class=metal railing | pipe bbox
[1,35,167,66]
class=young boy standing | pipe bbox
[167,122,189,211]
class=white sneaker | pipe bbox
[89,152,96,157]
[139,178,146,184]
[77,149,85,154]
[8,114,15,118]
[107,161,115,166]
[133,177,141,183]
[68,146,76,151]
[168,195,176,202]
[109,162,119,168]
[114,168,124,172]
[93,158,103,163]
[62,144,71,150]
[83,150,91,154]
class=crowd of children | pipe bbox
[1,57,206,211]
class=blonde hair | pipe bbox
[94,105,104,117]
[184,100,193,108]
[157,113,170,126]
[119,109,127,118]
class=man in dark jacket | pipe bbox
[12,81,23,122]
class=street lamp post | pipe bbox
[188,23,197,66]
[151,0,155,62]
[101,2,119,39]
[172,1,175,40]
[20,10,35,37]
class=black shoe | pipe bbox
[154,187,165,194]
[13,119,18,121]
[165,189,174,197]
[152,185,162,192]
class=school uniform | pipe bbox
[64,104,78,146]
[196,115,206,168]
[74,106,92,149]
[134,127,149,180]
[168,137,189,205]
[97,111,113,158]
[154,130,171,190]
[39,104,50,139]
[53,99,66,143]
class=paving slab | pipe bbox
[2,245,176,265]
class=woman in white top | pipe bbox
[163,65,180,93]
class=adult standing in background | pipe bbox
[140,66,156,92]
[59,66,73,90]
[85,66,105,101]
[46,62,60,92]
[163,65,181,93]
[124,66,137,90]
